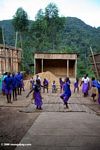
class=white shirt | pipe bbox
[82,77,90,83]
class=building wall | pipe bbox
[90,54,100,77]
[0,45,21,75]
[35,53,77,78]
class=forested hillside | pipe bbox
[0,4,100,76]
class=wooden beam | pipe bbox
[41,59,44,72]
[67,59,69,77]
[90,47,99,78]
[75,59,77,78]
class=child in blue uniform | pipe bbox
[16,72,23,95]
[43,78,49,93]
[74,77,79,93]
[60,77,71,108]
[4,72,12,103]
[2,72,7,95]
[12,73,17,100]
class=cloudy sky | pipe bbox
[0,0,100,27]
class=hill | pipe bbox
[0,20,15,45]
[0,17,100,76]
[0,17,100,52]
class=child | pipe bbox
[80,74,90,97]
[52,80,57,93]
[30,77,35,90]
[96,79,100,104]
[74,77,79,93]
[4,72,12,103]
[43,78,49,93]
[60,77,71,108]
[59,78,64,93]
[91,77,98,102]
[2,72,7,95]
[30,77,35,100]
[12,73,17,101]
[16,72,23,95]
[26,79,43,110]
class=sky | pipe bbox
[0,0,100,27]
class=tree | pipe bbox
[12,7,29,49]
[45,3,65,50]
[45,3,58,19]
[12,7,29,70]
[12,7,29,32]
[35,9,44,20]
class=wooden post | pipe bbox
[2,27,6,73]
[67,59,69,77]
[15,32,18,49]
[41,59,43,72]
[75,59,77,78]
[34,58,36,75]
[1,48,3,74]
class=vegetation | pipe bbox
[0,3,100,76]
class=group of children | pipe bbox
[27,74,100,110]
[26,75,71,109]
[74,74,100,104]
[1,72,24,103]
[1,72,100,109]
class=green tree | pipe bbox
[12,7,29,70]
[45,3,65,50]
[12,7,29,32]
[12,7,29,49]
[35,9,44,20]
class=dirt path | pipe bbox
[0,90,40,150]
[0,88,100,150]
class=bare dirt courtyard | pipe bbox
[0,87,100,150]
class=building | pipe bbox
[0,44,22,75]
[34,53,78,78]
[90,53,100,78]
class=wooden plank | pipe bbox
[90,47,99,78]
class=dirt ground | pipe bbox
[0,106,40,150]
[0,84,100,150]
[0,88,40,150]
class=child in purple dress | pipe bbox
[26,79,43,110]
[60,77,71,108]
[80,74,90,97]
[74,77,79,93]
